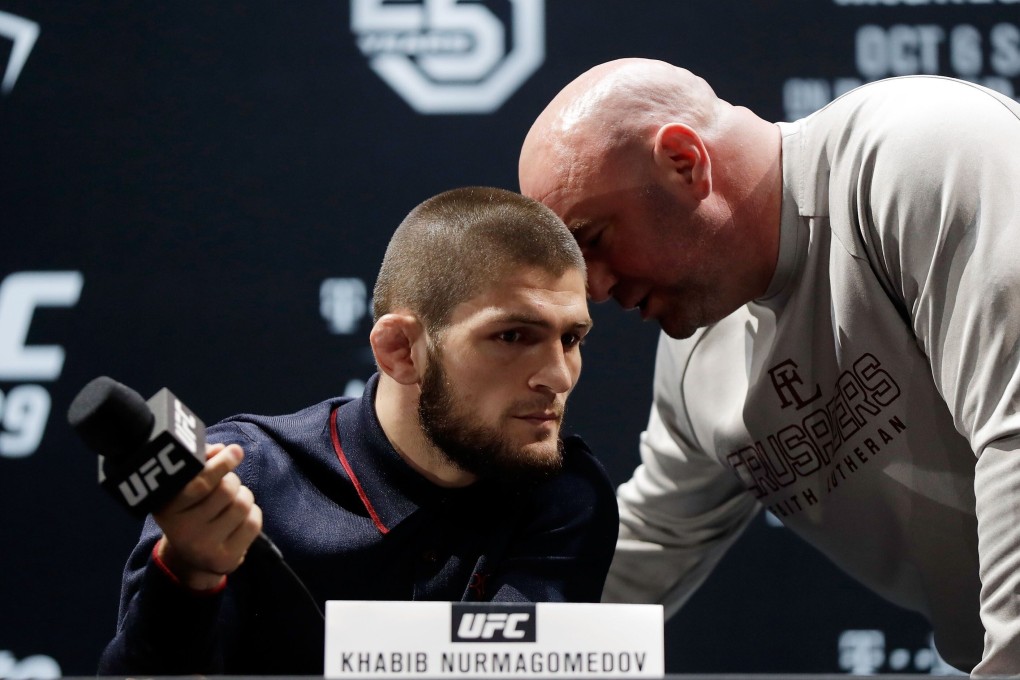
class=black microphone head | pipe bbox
[67,376,155,460]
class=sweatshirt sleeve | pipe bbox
[602,332,760,616]
[97,421,255,675]
[96,516,230,675]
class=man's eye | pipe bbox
[562,333,584,349]
[498,330,523,343]
[582,228,604,250]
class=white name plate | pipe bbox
[324,601,664,678]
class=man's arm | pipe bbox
[98,440,261,674]
[602,332,760,617]
[153,443,262,588]
[97,516,231,675]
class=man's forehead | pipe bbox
[451,270,591,326]
[529,151,613,226]
[520,164,568,212]
[475,306,593,332]
[521,131,598,210]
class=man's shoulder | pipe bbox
[205,395,358,470]
[807,76,1018,139]
[211,396,351,437]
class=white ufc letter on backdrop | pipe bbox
[0,11,40,95]
[0,271,83,381]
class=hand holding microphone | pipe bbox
[67,377,269,590]
[152,441,262,590]
[69,376,322,618]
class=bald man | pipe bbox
[519,58,1020,674]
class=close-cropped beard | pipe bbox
[417,344,564,484]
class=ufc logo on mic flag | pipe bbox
[117,445,187,507]
[451,604,536,643]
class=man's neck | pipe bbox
[715,109,785,299]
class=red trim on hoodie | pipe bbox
[329,405,389,534]
[150,541,227,595]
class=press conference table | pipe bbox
[85,675,979,679]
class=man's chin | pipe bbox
[659,316,697,340]
[512,419,561,448]
[657,305,714,339]
[504,449,564,484]
[520,439,562,463]
[526,434,567,464]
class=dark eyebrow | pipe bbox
[490,312,594,333]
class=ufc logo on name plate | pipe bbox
[351,0,544,114]
[451,604,536,642]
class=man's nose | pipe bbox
[530,343,575,395]
[586,260,616,303]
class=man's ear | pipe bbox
[370,313,426,385]
[653,123,712,201]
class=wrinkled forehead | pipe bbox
[521,133,609,210]
[519,126,567,197]
[527,143,644,236]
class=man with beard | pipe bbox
[98,186,618,676]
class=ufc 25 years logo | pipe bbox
[0,271,83,457]
[351,0,545,114]
[451,604,536,642]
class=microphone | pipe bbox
[67,376,208,516]
[68,376,323,618]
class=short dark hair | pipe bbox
[373,186,585,332]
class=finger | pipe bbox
[210,481,255,527]
[186,471,244,523]
[222,503,263,572]
[209,487,261,573]
[157,484,256,570]
[163,445,244,513]
[188,482,255,548]
[205,442,226,460]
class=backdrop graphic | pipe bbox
[1,1,1017,675]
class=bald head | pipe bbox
[517,58,784,339]
[519,58,726,197]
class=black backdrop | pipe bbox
[2,1,1017,676]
